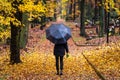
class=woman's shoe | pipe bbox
[60,71,63,75]
[56,70,59,75]
[56,72,59,75]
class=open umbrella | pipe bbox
[46,23,71,44]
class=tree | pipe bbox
[20,13,29,49]
[69,0,73,15]
[99,0,105,37]
[40,0,46,30]
[0,0,47,64]
[66,0,73,20]
[79,0,86,37]
[61,0,68,20]
[10,0,23,64]
[94,0,99,22]
[73,0,76,21]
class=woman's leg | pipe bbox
[60,56,64,75]
[55,56,59,74]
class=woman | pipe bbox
[54,42,69,75]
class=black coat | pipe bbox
[54,43,69,56]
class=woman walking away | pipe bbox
[54,42,69,75]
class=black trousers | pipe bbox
[55,56,64,71]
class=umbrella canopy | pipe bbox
[46,23,71,44]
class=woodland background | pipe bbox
[0,0,120,80]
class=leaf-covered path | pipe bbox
[24,23,98,55]
[0,22,120,80]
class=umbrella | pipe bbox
[46,23,71,44]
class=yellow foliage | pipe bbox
[0,25,10,41]
[0,0,47,26]
[0,42,120,79]
[61,0,68,3]
[104,0,120,16]
[0,30,10,40]
[45,1,56,17]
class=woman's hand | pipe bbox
[66,53,69,58]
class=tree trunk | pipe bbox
[54,8,57,21]
[40,0,46,29]
[107,11,110,43]
[104,10,108,33]
[10,0,22,64]
[20,13,29,49]
[80,0,86,37]
[94,0,99,21]
[73,0,76,21]
[69,0,73,15]
[119,19,120,35]
[99,0,105,37]
[66,0,73,20]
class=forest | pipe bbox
[0,0,120,80]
